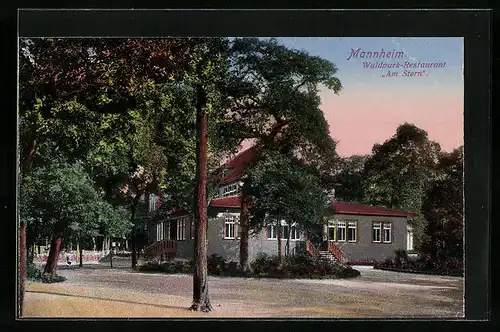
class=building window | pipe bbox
[224,215,236,239]
[407,225,414,250]
[222,183,239,197]
[149,194,159,212]
[347,221,357,242]
[163,221,172,240]
[281,225,289,239]
[191,218,195,240]
[383,223,392,243]
[372,222,381,243]
[328,222,336,241]
[156,222,163,241]
[177,218,186,240]
[267,224,277,239]
[336,221,346,242]
[290,226,300,240]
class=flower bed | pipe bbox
[373,265,463,277]
[138,253,360,279]
[374,250,463,277]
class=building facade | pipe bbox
[145,147,415,263]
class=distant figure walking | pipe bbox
[66,256,72,265]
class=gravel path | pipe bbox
[23,264,464,318]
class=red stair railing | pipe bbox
[328,241,345,263]
[306,238,320,258]
[144,239,176,260]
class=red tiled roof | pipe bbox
[220,146,257,185]
[210,196,241,208]
[165,209,189,217]
[332,200,415,217]
[208,195,414,217]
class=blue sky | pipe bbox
[272,37,463,91]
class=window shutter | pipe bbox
[266,225,270,239]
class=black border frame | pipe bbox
[2,7,491,329]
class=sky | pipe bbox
[267,37,464,157]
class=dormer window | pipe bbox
[222,183,239,197]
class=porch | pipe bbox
[143,239,177,261]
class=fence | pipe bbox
[33,250,108,265]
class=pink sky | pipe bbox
[272,37,464,158]
[320,85,464,157]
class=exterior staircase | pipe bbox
[306,238,346,264]
[318,250,338,263]
[143,239,176,261]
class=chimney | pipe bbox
[329,188,336,202]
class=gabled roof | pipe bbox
[331,200,415,217]
[220,146,257,185]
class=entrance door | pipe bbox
[170,220,177,240]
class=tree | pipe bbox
[186,38,229,313]
[17,37,203,314]
[17,37,186,314]
[67,203,131,267]
[246,150,328,262]
[333,155,369,202]
[421,147,463,262]
[20,162,130,275]
[217,37,341,272]
[363,123,441,248]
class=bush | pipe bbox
[207,254,227,276]
[283,253,315,276]
[27,264,43,280]
[250,253,279,275]
[137,260,161,272]
[375,251,464,276]
[394,249,409,268]
[384,257,395,268]
[434,257,463,276]
[139,256,240,276]
[139,252,362,279]
[225,261,239,276]
[27,264,66,283]
[137,260,193,274]
[114,252,131,257]
[249,252,360,279]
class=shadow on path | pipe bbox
[26,290,190,312]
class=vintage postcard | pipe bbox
[18,34,465,319]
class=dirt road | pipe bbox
[23,264,464,318]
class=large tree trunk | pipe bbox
[277,222,282,263]
[130,205,138,268]
[131,228,137,268]
[239,192,250,273]
[190,82,212,313]
[79,241,83,267]
[43,230,63,276]
[19,137,37,317]
[26,225,36,266]
[18,220,27,317]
